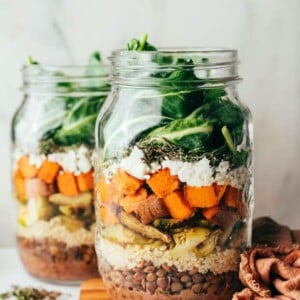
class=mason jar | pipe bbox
[11,63,110,283]
[94,49,253,299]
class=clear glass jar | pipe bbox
[95,49,253,300]
[11,64,110,283]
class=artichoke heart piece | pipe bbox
[59,204,92,218]
[193,229,222,257]
[18,205,29,227]
[102,224,154,245]
[169,227,211,258]
[54,215,85,232]
[49,192,92,207]
[19,197,57,226]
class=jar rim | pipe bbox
[109,47,240,87]
[22,64,110,96]
[110,47,238,65]
[22,64,110,75]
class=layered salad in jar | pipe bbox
[95,36,253,299]
[12,53,109,282]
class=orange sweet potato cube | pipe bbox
[99,205,118,225]
[96,175,121,204]
[184,185,219,208]
[76,170,94,192]
[146,168,180,198]
[57,171,79,196]
[37,160,61,184]
[13,170,26,201]
[213,183,227,201]
[111,171,143,196]
[17,156,38,179]
[163,190,192,220]
[120,188,148,214]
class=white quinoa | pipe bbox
[18,219,96,247]
[96,237,240,275]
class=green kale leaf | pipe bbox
[53,96,106,145]
[146,112,213,150]
[37,51,109,151]
[127,33,157,51]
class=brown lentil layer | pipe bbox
[17,236,99,282]
[99,259,241,300]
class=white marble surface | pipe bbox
[0,0,300,246]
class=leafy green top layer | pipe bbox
[15,52,110,153]
[102,35,249,168]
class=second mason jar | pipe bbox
[11,61,110,283]
[95,49,253,299]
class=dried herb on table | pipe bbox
[0,285,64,300]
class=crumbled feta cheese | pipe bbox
[76,146,92,173]
[120,146,151,179]
[29,153,46,168]
[161,160,181,175]
[49,150,77,173]
[225,166,249,189]
[47,145,92,174]
[189,159,214,186]
[177,162,194,184]
[214,160,230,185]
[150,162,161,174]
[103,162,119,182]
[162,157,214,187]
[77,155,92,174]
[12,148,27,169]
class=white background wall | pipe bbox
[1,0,299,246]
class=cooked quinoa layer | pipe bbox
[96,237,240,274]
[18,219,96,247]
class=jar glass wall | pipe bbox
[95,49,253,299]
[11,64,110,283]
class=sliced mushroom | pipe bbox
[49,192,92,207]
[118,210,172,243]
